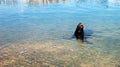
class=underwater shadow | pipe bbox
[84,29,94,44]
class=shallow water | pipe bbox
[0,0,120,67]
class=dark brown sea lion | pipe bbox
[74,23,84,41]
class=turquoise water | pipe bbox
[0,0,120,67]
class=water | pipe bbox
[0,0,120,67]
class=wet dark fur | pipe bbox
[74,23,84,41]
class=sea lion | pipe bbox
[74,23,84,41]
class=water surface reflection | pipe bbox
[0,0,71,6]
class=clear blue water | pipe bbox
[0,0,120,67]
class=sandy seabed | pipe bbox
[0,39,119,67]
